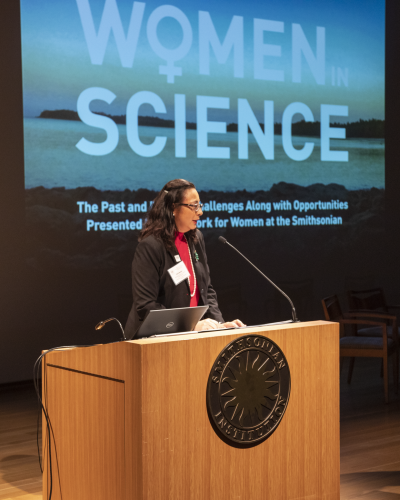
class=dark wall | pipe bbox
[383,0,400,318]
[1,1,399,384]
[0,2,27,384]
[385,1,400,237]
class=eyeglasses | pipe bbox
[178,202,204,213]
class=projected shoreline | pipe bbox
[23,116,384,192]
[38,109,384,139]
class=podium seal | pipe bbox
[206,334,290,446]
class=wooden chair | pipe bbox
[322,294,398,403]
[347,288,400,348]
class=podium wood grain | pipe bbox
[42,320,339,500]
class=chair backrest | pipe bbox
[347,288,387,312]
[321,294,343,322]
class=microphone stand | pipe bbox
[218,236,300,323]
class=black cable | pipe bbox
[36,402,42,472]
[33,340,123,500]
[34,346,79,500]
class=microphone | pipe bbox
[218,236,299,323]
[95,317,127,340]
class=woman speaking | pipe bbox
[125,178,245,339]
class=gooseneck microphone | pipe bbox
[218,236,299,323]
[95,317,127,340]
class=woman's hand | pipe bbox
[221,319,246,328]
[195,318,246,331]
[195,318,222,331]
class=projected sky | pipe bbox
[21,0,385,122]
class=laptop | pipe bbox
[136,305,209,339]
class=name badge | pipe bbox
[168,261,190,286]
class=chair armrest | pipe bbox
[345,312,398,342]
[339,318,390,344]
[339,318,387,327]
[345,311,397,321]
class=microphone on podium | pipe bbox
[218,236,300,323]
[95,317,127,340]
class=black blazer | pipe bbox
[125,230,224,339]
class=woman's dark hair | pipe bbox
[139,179,198,248]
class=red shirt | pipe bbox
[174,232,200,307]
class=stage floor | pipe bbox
[339,356,400,499]
[0,356,399,500]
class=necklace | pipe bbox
[184,235,197,298]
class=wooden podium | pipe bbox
[42,320,339,500]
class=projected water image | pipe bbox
[24,117,384,191]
